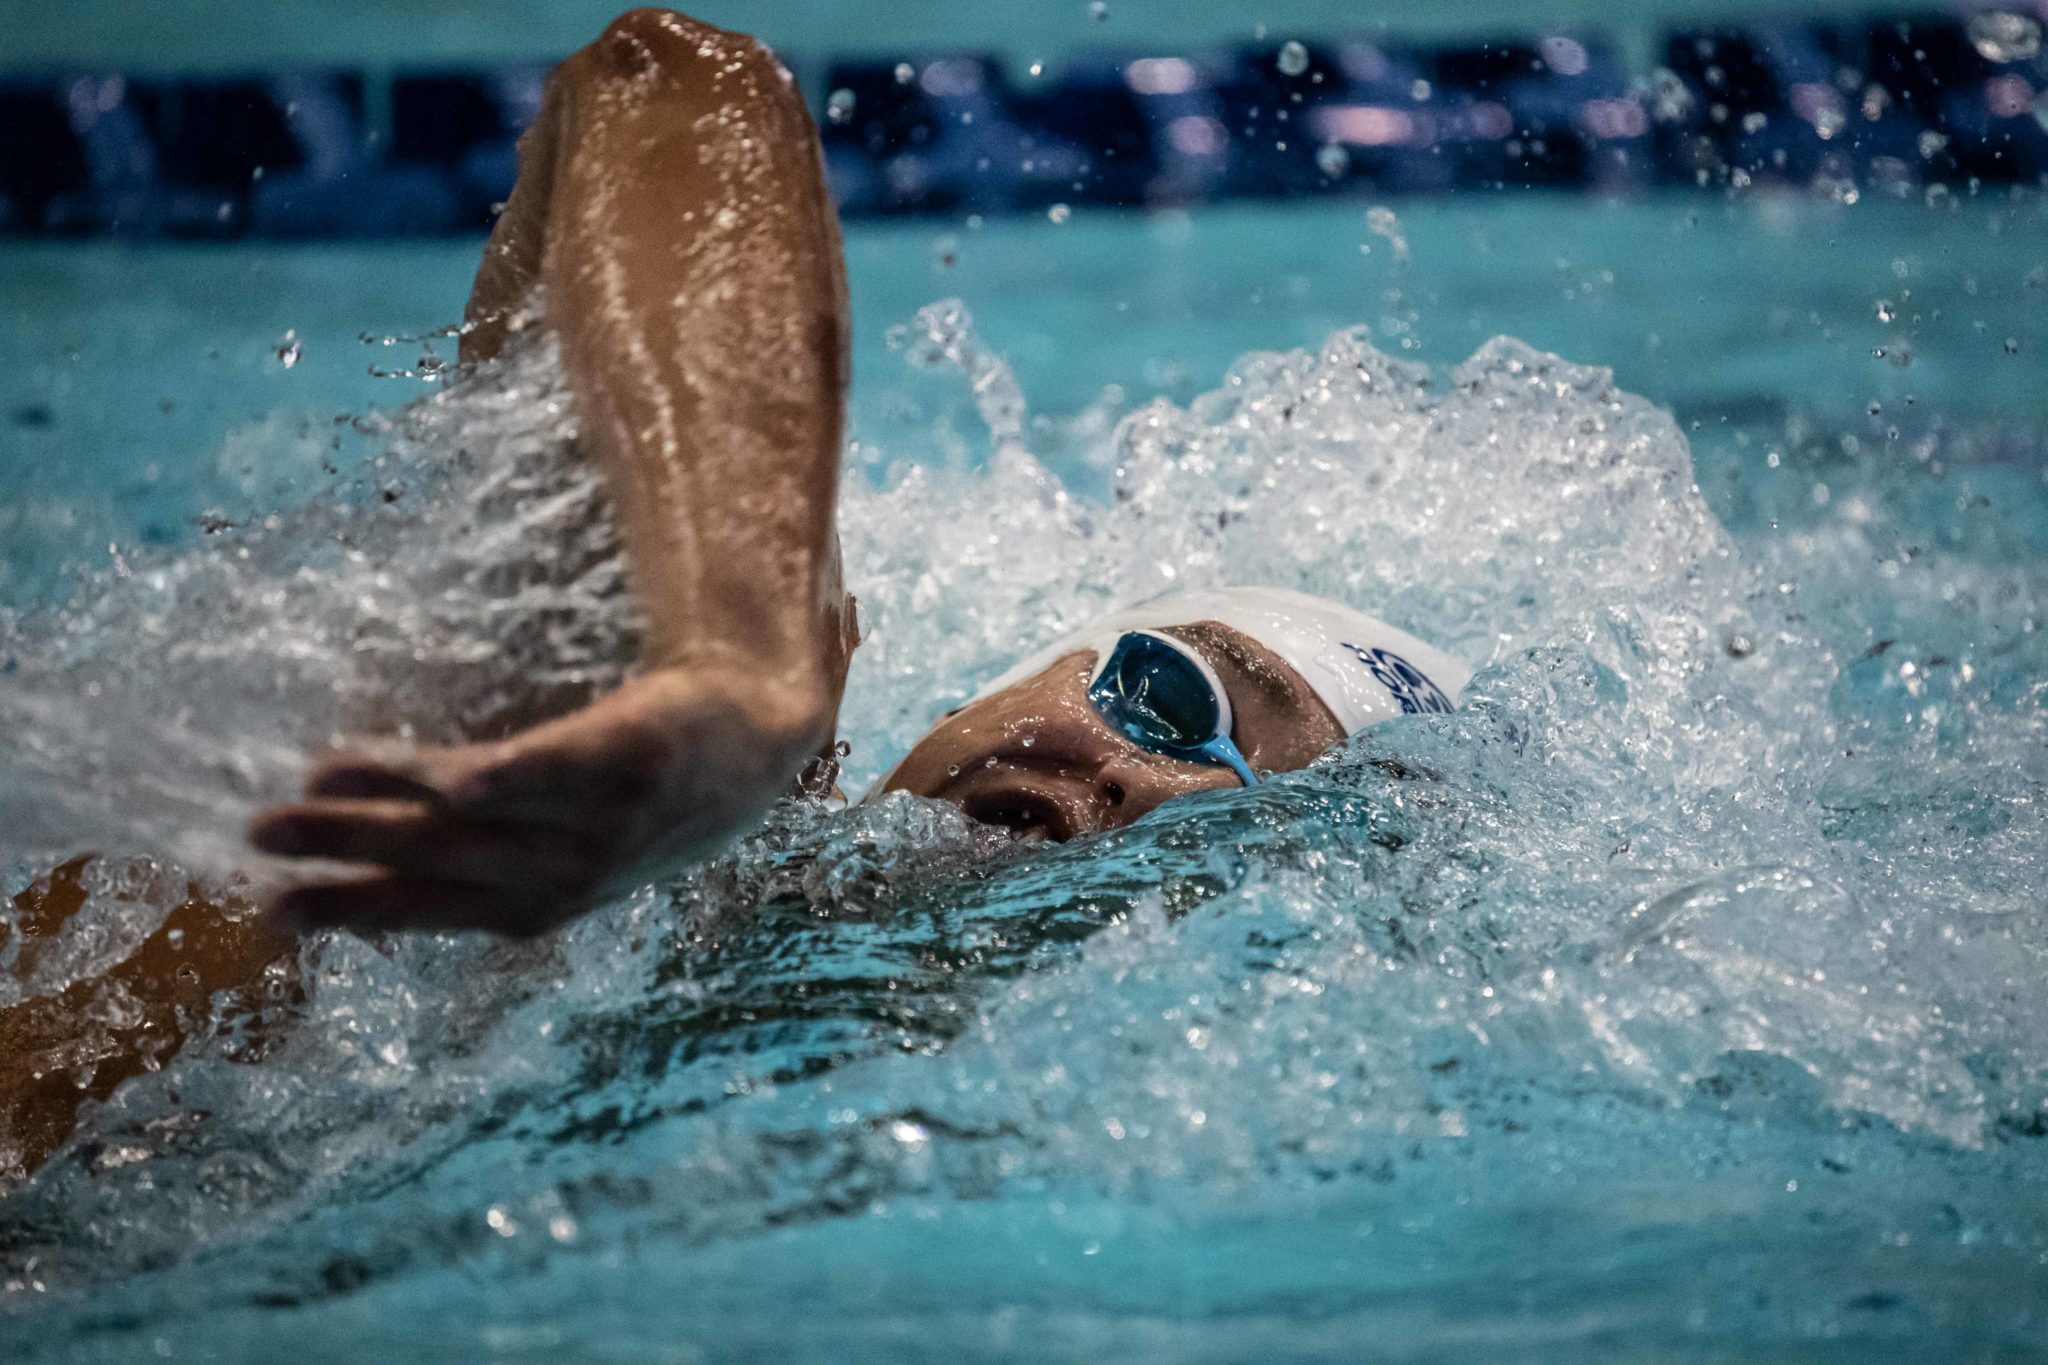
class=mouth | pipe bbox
[959,783,1081,842]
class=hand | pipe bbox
[249,668,831,938]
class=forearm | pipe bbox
[467,10,853,709]
[246,14,859,935]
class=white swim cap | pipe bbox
[970,585,1472,736]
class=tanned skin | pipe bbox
[2,8,855,1178]
[249,9,859,938]
[0,859,294,1180]
[881,622,1343,841]
[1,9,1352,1179]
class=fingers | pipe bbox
[271,873,556,938]
[305,752,444,803]
[308,734,657,829]
[250,799,597,886]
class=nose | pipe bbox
[1087,750,1237,826]
[965,715,1235,839]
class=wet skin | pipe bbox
[0,9,1353,1178]
[0,625,1342,1182]
[882,621,1344,841]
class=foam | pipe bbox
[2,302,2043,1348]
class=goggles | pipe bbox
[1085,630,1259,786]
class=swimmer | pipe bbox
[2,9,1468,1177]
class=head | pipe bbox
[878,587,1471,841]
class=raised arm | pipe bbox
[251,10,857,936]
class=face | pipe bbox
[881,621,1345,841]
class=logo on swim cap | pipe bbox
[1341,644,1455,716]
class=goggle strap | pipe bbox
[1196,735,1260,787]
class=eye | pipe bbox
[1092,634,1221,748]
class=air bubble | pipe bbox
[1967,11,2042,62]
[1649,68,1694,122]
[1277,41,1310,77]
[1087,0,1108,22]
[1365,205,1409,265]
[1047,203,1072,224]
[274,330,300,369]
[826,88,856,124]
[1316,144,1351,178]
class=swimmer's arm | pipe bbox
[249,10,854,936]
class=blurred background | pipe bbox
[8,0,2046,232]
[2,0,2045,597]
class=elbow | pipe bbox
[592,9,761,76]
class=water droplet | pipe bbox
[1875,300,1895,323]
[1028,61,1044,78]
[1316,143,1351,178]
[1047,202,1072,224]
[1365,205,1409,265]
[1020,735,1036,747]
[1649,68,1693,122]
[893,62,915,85]
[826,88,856,124]
[1277,41,1310,77]
[274,330,300,369]
[1087,0,1109,22]
[1968,11,2041,62]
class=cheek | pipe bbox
[1109,759,1239,821]
[882,720,977,794]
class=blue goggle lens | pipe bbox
[1088,633,1221,752]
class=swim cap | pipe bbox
[970,585,1472,735]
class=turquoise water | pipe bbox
[8,196,2044,596]
[2,194,2047,1360]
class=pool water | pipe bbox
[2,193,2046,1361]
